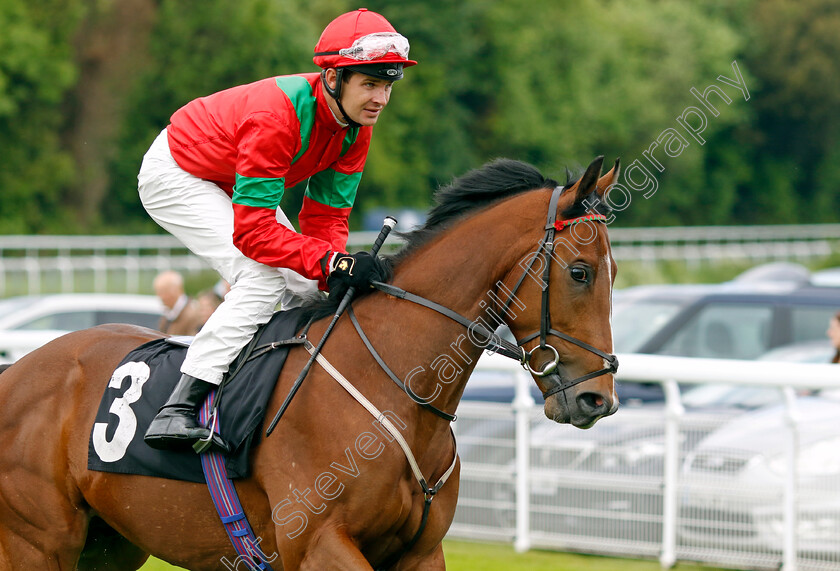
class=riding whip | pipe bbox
[266,216,398,437]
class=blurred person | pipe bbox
[213,278,231,300]
[138,9,411,451]
[153,270,204,336]
[195,280,229,330]
[829,311,840,364]
[195,290,221,331]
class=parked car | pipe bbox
[811,266,840,287]
[454,324,839,545]
[461,276,840,406]
[0,294,163,364]
[611,277,840,403]
[756,338,836,364]
[674,339,836,412]
[679,395,840,557]
[615,279,839,358]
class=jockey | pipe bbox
[139,8,415,452]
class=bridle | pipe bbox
[506,185,619,398]
[370,184,619,403]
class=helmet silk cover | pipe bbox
[314,8,417,79]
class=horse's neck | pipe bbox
[357,196,544,421]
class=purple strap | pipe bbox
[199,391,275,570]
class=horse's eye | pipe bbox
[570,266,589,283]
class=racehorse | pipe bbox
[0,156,619,570]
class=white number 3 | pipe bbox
[92,361,150,462]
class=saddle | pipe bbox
[88,308,305,483]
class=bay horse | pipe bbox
[0,156,619,570]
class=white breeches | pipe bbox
[138,129,318,384]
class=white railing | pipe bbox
[610,224,840,264]
[0,233,400,296]
[451,353,840,571]
[0,224,838,296]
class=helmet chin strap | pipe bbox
[321,69,361,129]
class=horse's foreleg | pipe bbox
[76,517,150,570]
[297,534,446,571]
[0,474,91,569]
[0,521,87,570]
[298,531,374,571]
[393,542,447,571]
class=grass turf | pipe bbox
[138,539,733,570]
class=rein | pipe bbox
[348,306,456,422]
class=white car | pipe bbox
[0,294,163,364]
[679,395,840,558]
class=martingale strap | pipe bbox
[302,341,458,570]
[303,341,458,494]
[198,393,275,571]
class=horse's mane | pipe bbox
[294,158,609,327]
[391,158,560,265]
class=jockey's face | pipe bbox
[324,69,393,127]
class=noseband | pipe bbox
[372,185,618,401]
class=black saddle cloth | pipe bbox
[88,308,304,483]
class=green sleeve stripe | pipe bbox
[233,174,286,208]
[274,76,315,162]
[306,169,361,208]
[340,127,359,157]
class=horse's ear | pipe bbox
[567,155,604,203]
[596,158,620,198]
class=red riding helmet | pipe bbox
[314,8,417,82]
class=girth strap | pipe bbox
[198,393,275,570]
[348,306,456,422]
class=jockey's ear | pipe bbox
[595,158,620,199]
[323,68,339,92]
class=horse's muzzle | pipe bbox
[543,372,618,428]
[572,389,618,428]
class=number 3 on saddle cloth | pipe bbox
[88,307,305,483]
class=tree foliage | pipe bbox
[0,0,81,232]
[0,0,837,233]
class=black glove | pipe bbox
[325,251,390,299]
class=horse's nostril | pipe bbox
[577,392,607,413]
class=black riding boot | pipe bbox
[144,374,229,453]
